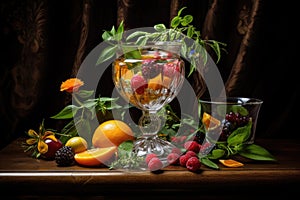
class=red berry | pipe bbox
[171,147,182,155]
[185,150,198,158]
[148,157,163,171]
[43,138,63,160]
[167,152,180,165]
[184,141,200,153]
[179,154,190,167]
[186,157,201,172]
[130,74,148,94]
[145,153,157,165]
[163,60,180,77]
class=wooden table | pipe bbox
[1,137,300,199]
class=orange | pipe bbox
[92,120,135,148]
[148,75,171,90]
[65,136,88,153]
[202,112,221,130]
[74,146,117,167]
[219,159,244,168]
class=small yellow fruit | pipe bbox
[65,136,88,153]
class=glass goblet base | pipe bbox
[133,135,176,170]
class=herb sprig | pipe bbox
[97,7,226,77]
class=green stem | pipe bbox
[72,94,84,106]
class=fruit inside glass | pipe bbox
[199,97,263,145]
[112,42,185,170]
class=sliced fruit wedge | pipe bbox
[74,146,117,167]
[219,159,244,168]
[202,112,221,130]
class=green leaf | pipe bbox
[135,36,148,46]
[154,24,166,32]
[117,20,124,34]
[187,26,194,38]
[110,25,116,35]
[59,120,78,144]
[200,157,219,169]
[83,99,97,110]
[126,31,149,41]
[227,121,252,146]
[122,45,142,59]
[116,21,124,41]
[238,144,277,161]
[96,45,117,65]
[77,90,94,99]
[171,16,181,28]
[177,7,187,17]
[230,105,249,116]
[50,105,80,119]
[181,15,193,26]
[207,149,225,159]
[102,31,112,41]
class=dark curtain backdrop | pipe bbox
[0,0,298,149]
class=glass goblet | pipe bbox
[113,42,185,169]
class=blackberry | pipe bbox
[55,146,75,166]
[141,59,162,79]
[193,131,205,144]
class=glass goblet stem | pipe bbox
[138,110,161,137]
[134,110,174,157]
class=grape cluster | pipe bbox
[141,59,162,79]
[219,112,250,141]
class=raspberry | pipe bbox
[183,141,200,153]
[131,74,148,94]
[148,157,163,171]
[167,152,180,165]
[179,154,190,167]
[186,157,201,172]
[171,147,182,155]
[145,153,157,165]
[185,150,198,158]
[163,60,181,77]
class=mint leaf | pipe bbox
[96,45,117,65]
[207,149,225,159]
[51,105,79,119]
[77,90,94,99]
[126,31,149,41]
[227,121,252,146]
[200,157,219,169]
[238,144,277,161]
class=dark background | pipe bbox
[0,0,299,149]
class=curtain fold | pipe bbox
[0,0,298,149]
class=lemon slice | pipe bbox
[219,159,244,167]
[202,112,221,130]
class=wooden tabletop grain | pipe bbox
[1,137,300,199]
